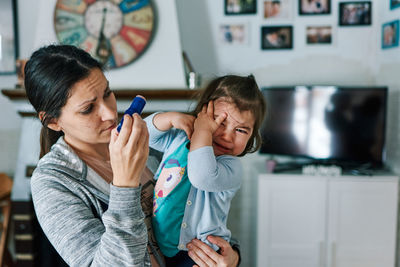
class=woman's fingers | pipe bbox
[110,127,118,145]
[126,114,144,147]
[187,239,218,267]
[188,250,207,267]
[207,236,238,267]
[115,114,132,146]
[110,113,149,188]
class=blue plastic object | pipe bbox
[116,96,146,132]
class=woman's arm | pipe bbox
[32,114,151,266]
[31,174,149,266]
[186,236,240,267]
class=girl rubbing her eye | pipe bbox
[145,74,267,266]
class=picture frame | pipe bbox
[382,20,399,49]
[0,0,19,75]
[390,0,400,10]
[339,1,372,26]
[306,26,332,44]
[261,26,293,50]
[299,0,330,15]
[219,24,248,45]
[225,0,257,15]
[264,0,292,20]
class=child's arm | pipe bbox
[188,147,242,192]
[188,101,241,192]
[144,112,195,152]
[152,112,195,138]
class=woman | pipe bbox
[25,44,240,266]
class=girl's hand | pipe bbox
[109,114,149,187]
[190,101,227,151]
[194,101,227,136]
[153,112,195,139]
[186,236,239,267]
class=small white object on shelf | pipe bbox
[302,164,342,176]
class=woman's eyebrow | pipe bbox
[104,81,110,92]
[78,97,97,107]
[78,82,109,107]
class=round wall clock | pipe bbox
[54,0,156,69]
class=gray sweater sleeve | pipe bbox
[31,172,150,267]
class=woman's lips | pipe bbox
[105,122,117,131]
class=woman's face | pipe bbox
[49,68,118,148]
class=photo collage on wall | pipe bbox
[222,0,377,50]
[382,0,400,49]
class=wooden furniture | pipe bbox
[0,173,14,267]
[257,173,398,267]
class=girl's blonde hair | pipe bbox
[191,75,267,156]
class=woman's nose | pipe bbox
[100,102,117,121]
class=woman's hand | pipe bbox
[153,112,195,139]
[109,114,149,187]
[186,236,239,267]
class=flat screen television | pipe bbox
[259,86,387,168]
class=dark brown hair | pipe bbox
[191,75,267,156]
[24,45,103,158]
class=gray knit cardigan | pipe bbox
[31,137,152,266]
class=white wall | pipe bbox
[0,76,20,176]
[175,1,398,266]
[0,0,186,176]
[32,0,186,88]
[176,0,380,86]
[376,4,400,266]
[376,1,400,174]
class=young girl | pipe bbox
[144,75,266,266]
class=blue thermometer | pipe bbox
[117,95,146,132]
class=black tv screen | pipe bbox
[260,86,387,167]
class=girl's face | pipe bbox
[212,99,255,156]
[48,68,118,149]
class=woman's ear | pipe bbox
[38,111,62,132]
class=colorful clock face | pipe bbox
[54,0,156,69]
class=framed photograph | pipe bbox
[225,0,257,15]
[390,0,400,10]
[306,26,332,44]
[219,24,248,45]
[299,0,330,15]
[261,26,293,49]
[382,20,399,49]
[0,0,19,74]
[339,1,372,26]
[264,0,292,20]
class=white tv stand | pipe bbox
[257,173,398,267]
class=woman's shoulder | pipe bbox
[33,137,87,186]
